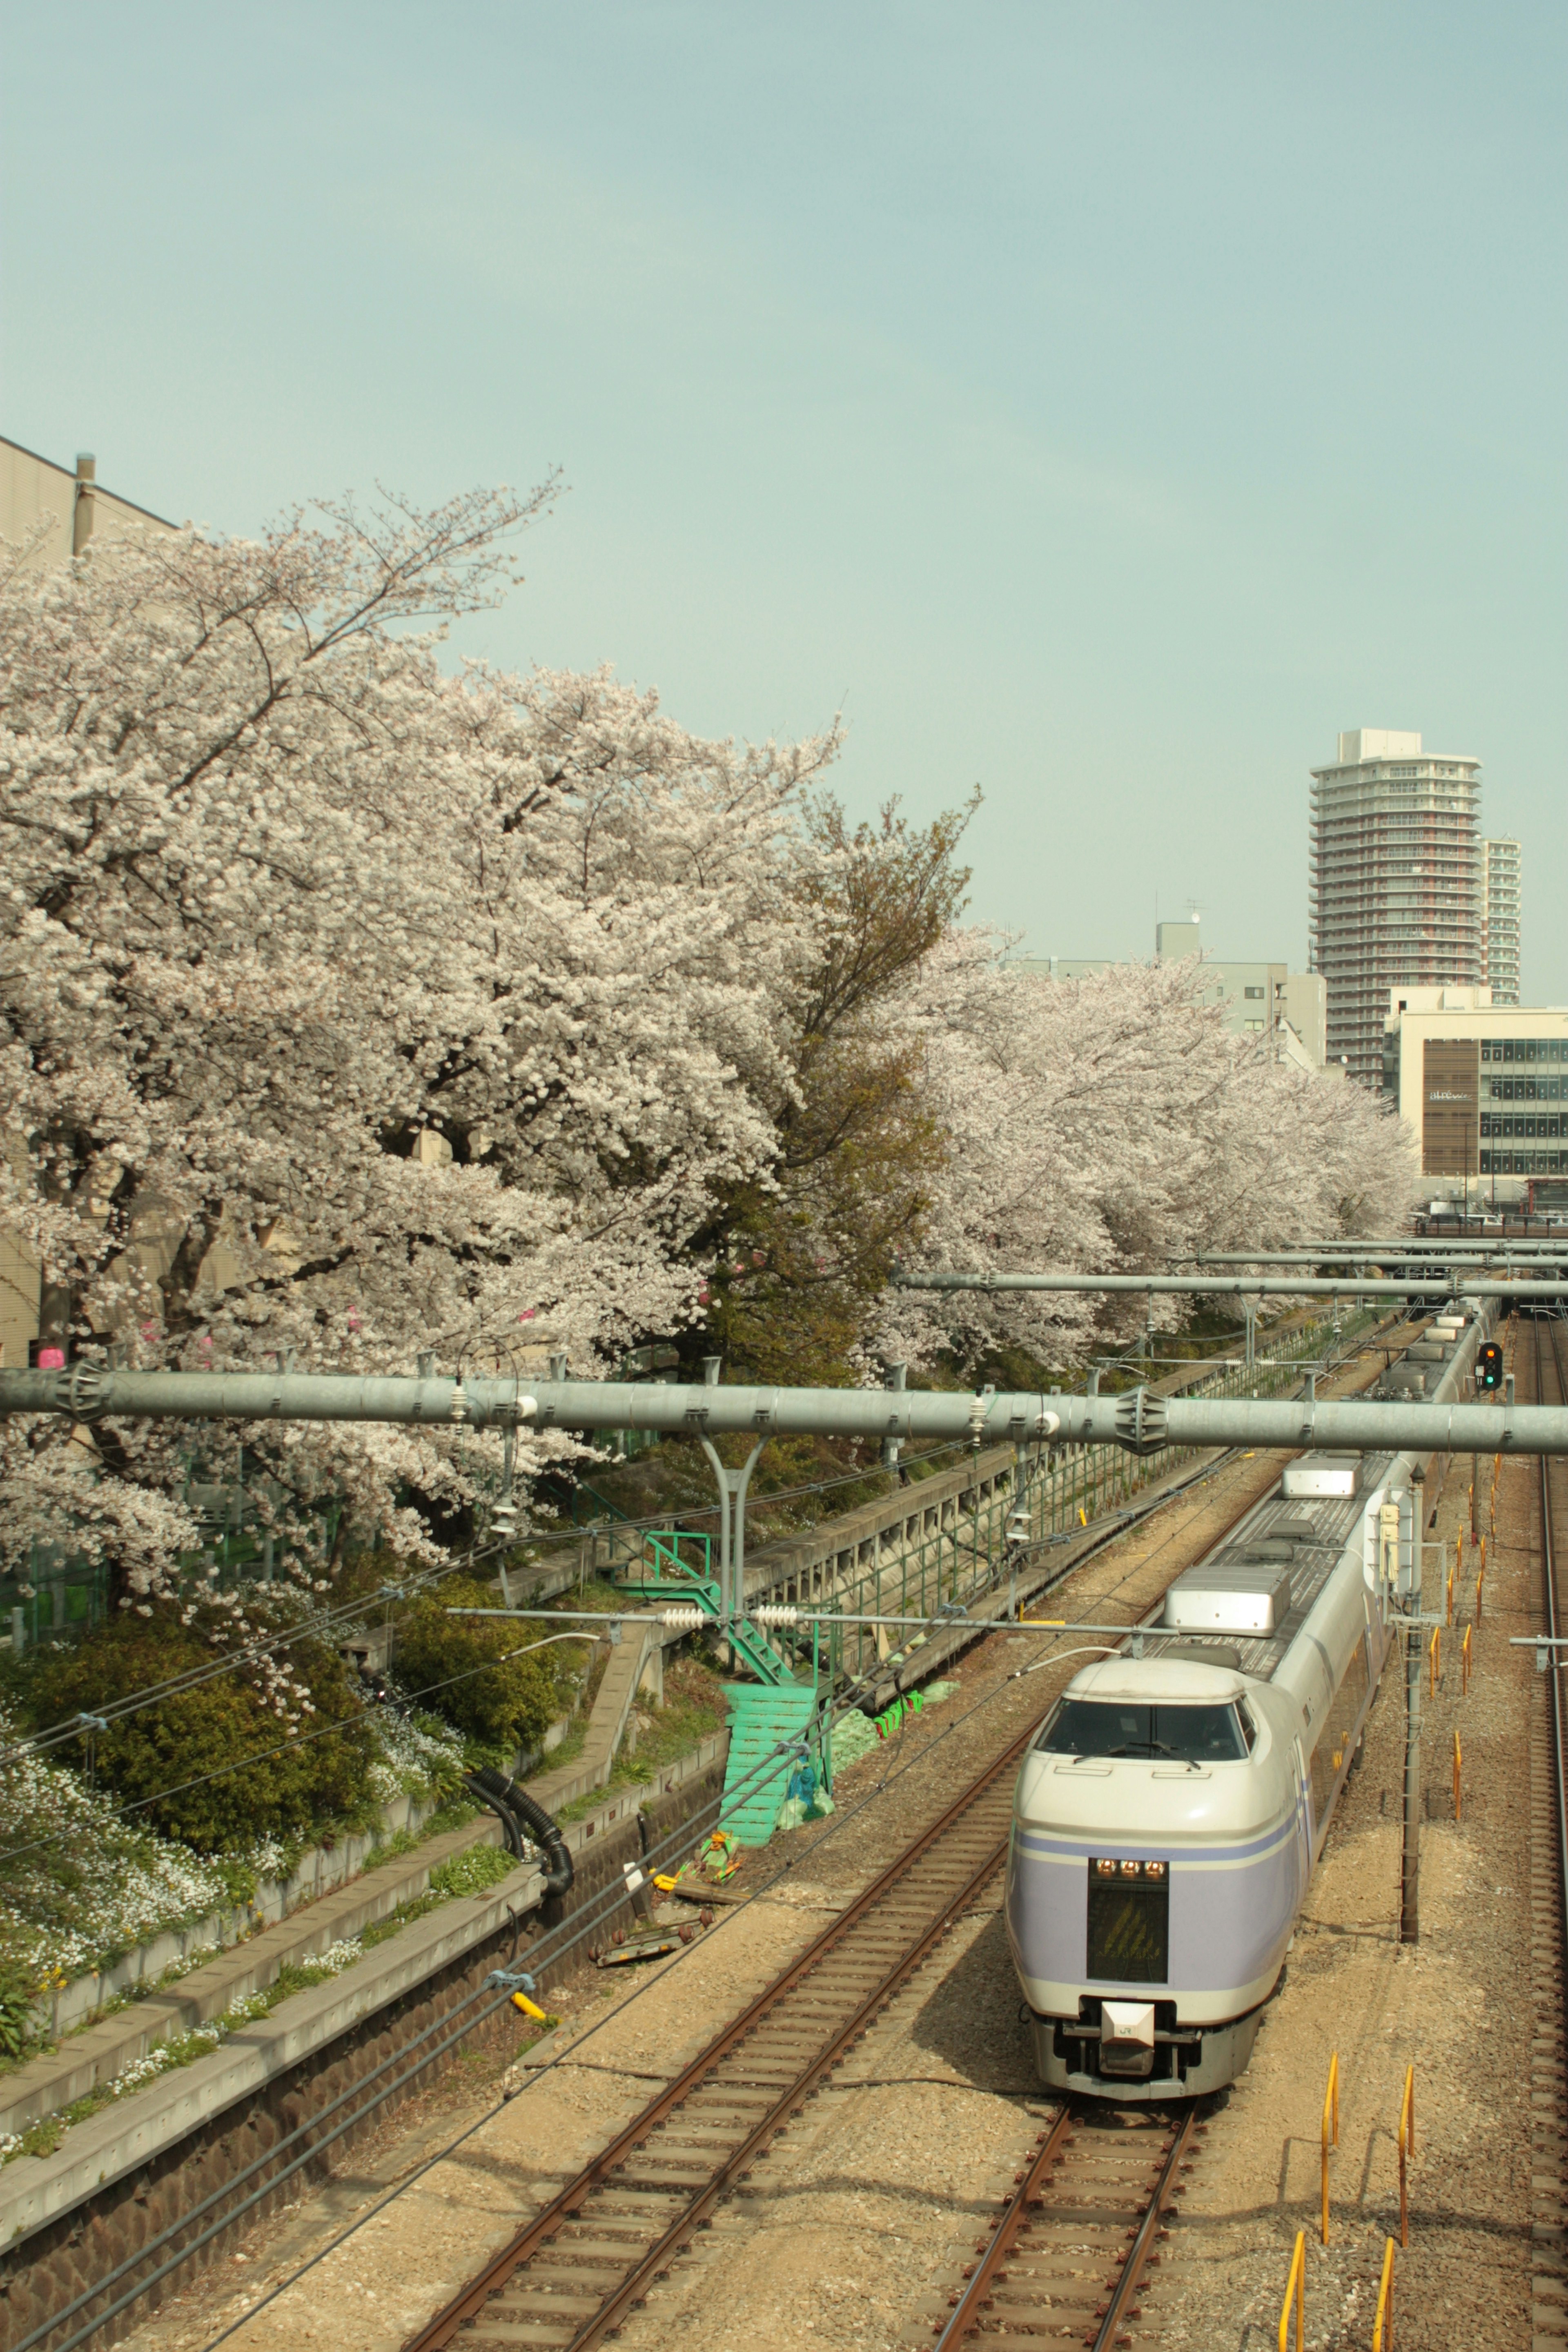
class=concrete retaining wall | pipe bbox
[0,1756,726,2352]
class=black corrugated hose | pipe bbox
[464,1765,575,1896]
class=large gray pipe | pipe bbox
[1185,1247,1568,1264]
[0,1361,1560,1456]
[897,1270,1568,1299]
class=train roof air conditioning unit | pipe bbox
[1282,1454,1361,1500]
[1162,1560,1293,1636]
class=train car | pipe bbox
[1004,1310,1490,2101]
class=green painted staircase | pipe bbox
[616,1529,821,1844]
[614,1532,800,1688]
[721,1683,820,1845]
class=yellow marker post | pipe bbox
[1372,2236,1396,2350]
[1428,1624,1440,1699]
[1398,2065,1415,2247]
[1321,2050,1339,2245]
[1453,1729,1462,1822]
[1462,1622,1472,1695]
[1277,2230,1305,2352]
[510,1989,549,2022]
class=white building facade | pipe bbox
[1481,836,1521,1005]
[1011,919,1326,1070]
[1309,729,1483,1089]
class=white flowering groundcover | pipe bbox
[0,1937,365,2165]
[0,1704,464,1989]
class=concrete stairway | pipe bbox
[522,1625,655,1811]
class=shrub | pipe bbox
[22,1612,376,1854]
[428,1842,518,1899]
[390,1577,564,1759]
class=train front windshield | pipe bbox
[1036,1699,1247,1763]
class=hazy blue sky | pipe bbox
[3,4,1563,989]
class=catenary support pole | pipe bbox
[1401,1470,1423,1944]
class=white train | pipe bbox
[1004,1309,1490,2100]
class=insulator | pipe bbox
[660,1606,708,1630]
[750,1604,800,1627]
[492,1501,519,1537]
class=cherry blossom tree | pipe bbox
[875,945,1417,1373]
[0,492,835,1604]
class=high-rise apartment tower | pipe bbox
[1308,729,1483,1086]
[1482,836,1521,1005]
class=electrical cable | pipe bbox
[18,1351,1380,2352]
[0,1633,594,1872]
[0,1426,988,1771]
[2,1308,1399,1860]
[8,1686,891,2352]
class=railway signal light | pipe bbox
[1477,1341,1505,1392]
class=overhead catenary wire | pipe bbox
[13,1421,1310,2352]
[0,1422,1001,1773]
[0,1292,1303,1771]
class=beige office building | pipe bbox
[1383,987,1568,1193]
[1,434,173,568]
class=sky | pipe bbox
[2,2,1564,991]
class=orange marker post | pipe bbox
[1453,1729,1462,1821]
[1373,2236,1396,2350]
[1278,2230,1305,2352]
[1321,2050,1339,2245]
[1398,2064,1415,2247]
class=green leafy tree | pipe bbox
[390,1577,564,1757]
[23,1616,375,1852]
[702,792,977,1385]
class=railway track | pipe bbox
[1531,1315,1568,1957]
[402,1706,1206,2352]
[929,2103,1197,2351]
[398,1325,1424,2352]
[1528,1314,1568,2330]
[402,1727,1030,2352]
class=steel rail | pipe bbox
[899,1272,1568,1298]
[1184,1247,1568,1263]
[931,2107,1195,2350]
